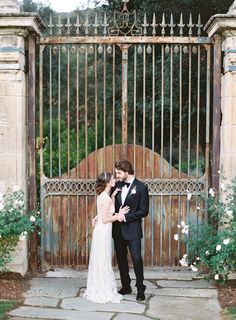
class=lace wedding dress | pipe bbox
[84,191,123,303]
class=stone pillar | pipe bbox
[205,2,236,183]
[0,0,44,275]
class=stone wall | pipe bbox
[0,0,44,275]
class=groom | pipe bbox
[112,159,149,301]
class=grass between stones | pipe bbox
[0,300,19,320]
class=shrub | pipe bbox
[175,178,236,283]
[0,187,40,270]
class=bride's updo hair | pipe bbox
[95,172,112,195]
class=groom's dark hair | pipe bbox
[115,159,134,174]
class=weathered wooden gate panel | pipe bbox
[39,3,212,268]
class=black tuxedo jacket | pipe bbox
[112,178,149,240]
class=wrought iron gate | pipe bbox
[39,2,217,268]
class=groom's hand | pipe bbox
[92,215,98,227]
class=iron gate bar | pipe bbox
[187,44,192,177]
[196,45,201,178]
[133,45,137,172]
[94,44,98,177]
[112,44,116,169]
[58,46,61,176]
[169,45,173,176]
[122,44,129,157]
[151,44,155,180]
[49,45,52,177]
[39,37,213,45]
[205,45,211,197]
[76,45,80,178]
[143,44,146,178]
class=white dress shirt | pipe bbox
[121,176,135,205]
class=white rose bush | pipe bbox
[177,178,236,283]
[0,188,40,269]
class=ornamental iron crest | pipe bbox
[108,0,142,36]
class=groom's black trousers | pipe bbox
[114,235,144,290]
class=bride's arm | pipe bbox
[102,202,118,224]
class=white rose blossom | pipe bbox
[174,234,179,241]
[30,216,36,222]
[223,238,230,245]
[214,274,219,280]
[190,265,198,272]
[179,257,188,267]
[205,250,210,256]
[181,225,189,235]
[216,245,221,251]
[209,188,215,197]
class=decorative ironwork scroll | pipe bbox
[42,178,206,197]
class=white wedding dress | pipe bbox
[84,191,123,303]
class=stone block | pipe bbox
[221,97,236,125]
[231,126,236,153]
[0,154,17,180]
[6,238,28,276]
[0,95,18,125]
[220,154,232,180]
[221,125,232,154]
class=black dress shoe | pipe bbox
[118,287,132,295]
[136,290,146,301]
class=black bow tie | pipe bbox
[121,181,130,188]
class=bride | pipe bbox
[84,172,130,303]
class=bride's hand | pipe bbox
[119,206,130,215]
[112,187,121,198]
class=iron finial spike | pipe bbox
[93,12,99,36]
[75,13,81,35]
[56,14,63,35]
[65,14,72,35]
[142,13,149,36]
[188,13,194,36]
[151,13,158,35]
[48,13,54,35]
[84,13,91,36]
[178,13,185,36]
[168,13,175,36]
[196,13,203,37]
[102,13,108,36]
[160,13,167,36]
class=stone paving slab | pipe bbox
[147,296,221,320]
[24,297,59,308]
[157,279,215,289]
[9,306,114,320]
[61,297,146,314]
[153,287,218,298]
[114,314,153,320]
[116,279,157,290]
[46,268,198,281]
[23,278,85,298]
